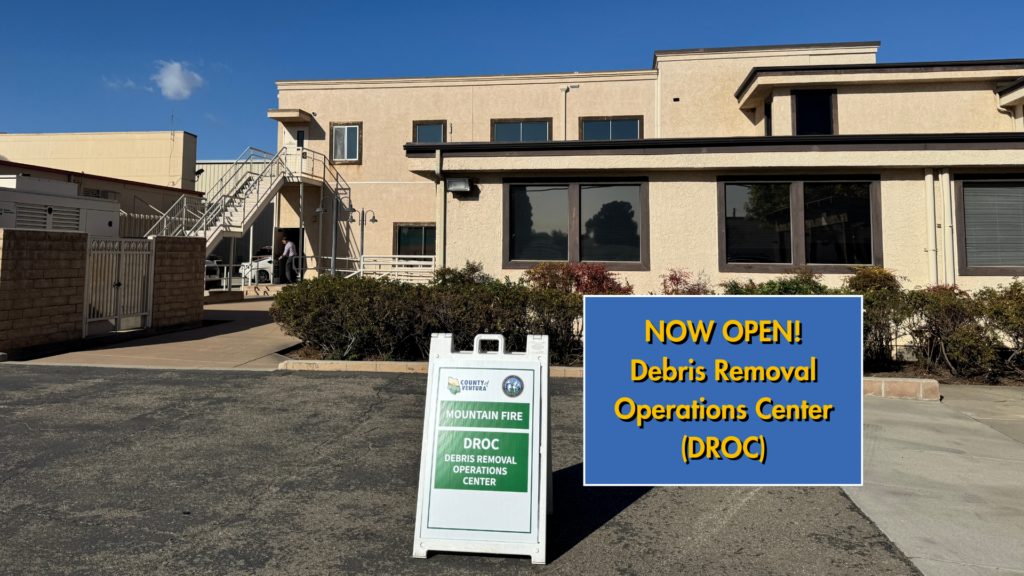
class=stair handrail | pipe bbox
[190,147,294,239]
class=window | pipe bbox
[413,120,446,143]
[793,89,836,136]
[956,177,1024,275]
[580,116,643,140]
[503,179,649,270]
[394,223,436,256]
[491,118,551,142]
[330,122,362,164]
[764,97,773,136]
[718,176,881,273]
[723,184,792,264]
[296,130,305,148]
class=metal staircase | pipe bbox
[145,147,350,259]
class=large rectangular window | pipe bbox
[803,183,873,265]
[724,183,792,264]
[492,119,551,142]
[413,120,446,143]
[719,176,881,273]
[504,179,649,270]
[331,123,362,164]
[956,179,1024,275]
[394,224,437,256]
[509,185,569,261]
[793,89,836,136]
[580,116,642,140]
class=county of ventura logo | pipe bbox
[447,377,489,395]
[502,375,524,398]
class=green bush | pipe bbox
[846,266,910,371]
[977,279,1024,376]
[270,263,584,365]
[906,285,997,377]
[721,267,833,295]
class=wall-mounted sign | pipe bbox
[413,333,550,564]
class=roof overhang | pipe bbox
[999,77,1024,107]
[405,133,1024,175]
[267,109,313,124]
[735,60,1024,108]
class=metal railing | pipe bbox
[359,255,436,283]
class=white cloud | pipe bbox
[151,61,203,100]
[102,76,153,92]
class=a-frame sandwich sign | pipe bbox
[412,333,551,564]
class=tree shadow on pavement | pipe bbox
[546,463,651,563]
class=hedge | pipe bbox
[271,262,1024,379]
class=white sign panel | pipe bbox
[412,333,550,564]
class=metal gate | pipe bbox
[83,237,156,337]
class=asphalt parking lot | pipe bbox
[0,365,919,575]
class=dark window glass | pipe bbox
[724,183,792,264]
[794,90,834,135]
[610,119,639,140]
[963,183,1024,267]
[582,119,639,140]
[397,226,437,256]
[582,121,610,140]
[494,122,522,142]
[580,185,641,262]
[297,130,305,148]
[346,126,359,159]
[764,98,773,136]
[804,183,872,264]
[416,123,444,143]
[521,122,548,142]
[495,121,549,142]
[509,185,568,261]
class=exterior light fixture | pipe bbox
[446,178,471,193]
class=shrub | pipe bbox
[523,262,633,295]
[661,268,715,295]
[977,279,1024,376]
[720,268,833,296]
[906,285,997,377]
[271,262,584,365]
[846,267,910,371]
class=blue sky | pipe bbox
[3,0,1022,159]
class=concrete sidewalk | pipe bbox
[24,299,298,370]
[846,386,1024,576]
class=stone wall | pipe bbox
[0,230,87,355]
[151,236,205,329]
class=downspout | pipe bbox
[940,169,956,285]
[924,169,938,285]
[560,86,570,140]
[435,150,445,269]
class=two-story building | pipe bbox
[268,41,1024,292]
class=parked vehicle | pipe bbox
[205,260,221,290]
[239,252,273,284]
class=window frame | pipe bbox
[791,89,838,136]
[578,115,644,141]
[490,118,553,142]
[717,174,882,274]
[501,177,649,271]
[392,222,437,256]
[329,121,363,165]
[955,173,1024,276]
[412,120,447,144]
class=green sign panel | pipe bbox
[434,430,530,492]
[438,401,530,430]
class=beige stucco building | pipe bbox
[0,131,198,191]
[268,41,1024,292]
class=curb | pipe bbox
[278,359,583,378]
[863,377,939,401]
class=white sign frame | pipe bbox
[412,333,551,564]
